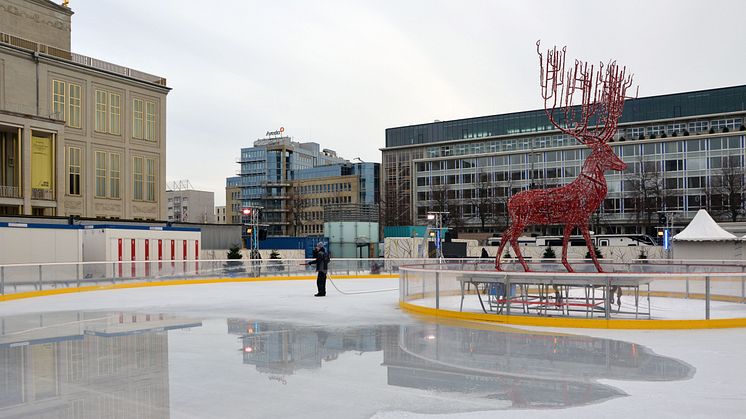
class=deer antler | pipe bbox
[537,41,636,146]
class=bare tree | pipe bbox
[289,189,308,236]
[626,159,665,234]
[430,183,451,213]
[711,156,746,222]
[468,172,497,232]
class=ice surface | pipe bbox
[0,278,744,418]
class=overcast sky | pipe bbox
[70,0,746,205]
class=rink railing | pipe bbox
[399,259,746,322]
[0,258,412,296]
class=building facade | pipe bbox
[166,186,214,223]
[382,85,746,235]
[0,0,169,220]
[291,162,380,236]
[225,176,241,224]
[214,205,226,223]
[235,134,346,235]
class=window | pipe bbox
[133,156,143,200]
[133,99,144,139]
[110,153,120,199]
[146,158,156,201]
[145,101,156,140]
[53,80,65,121]
[67,147,81,195]
[95,90,108,132]
[95,151,107,197]
[69,84,81,128]
[53,80,81,128]
[109,93,121,135]
[95,90,121,135]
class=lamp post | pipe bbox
[427,211,449,260]
[242,207,262,253]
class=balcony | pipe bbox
[31,188,54,200]
[0,186,20,198]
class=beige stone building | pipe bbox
[0,0,169,219]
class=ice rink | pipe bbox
[0,277,744,418]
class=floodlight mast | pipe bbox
[242,206,263,252]
[426,211,449,260]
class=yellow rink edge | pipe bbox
[0,274,398,302]
[399,301,746,329]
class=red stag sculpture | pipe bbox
[495,42,635,273]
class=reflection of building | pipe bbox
[226,319,382,375]
[0,312,200,417]
[225,319,692,410]
[382,323,693,408]
[0,0,169,219]
[383,85,746,234]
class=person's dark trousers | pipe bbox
[316,271,327,296]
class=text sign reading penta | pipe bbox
[266,127,285,137]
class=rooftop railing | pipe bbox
[0,32,166,86]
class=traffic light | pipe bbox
[242,208,252,216]
[246,227,253,234]
[658,213,667,225]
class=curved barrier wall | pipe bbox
[399,260,746,329]
[0,258,405,300]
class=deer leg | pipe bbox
[581,226,603,273]
[511,231,530,272]
[494,228,511,271]
[561,225,574,273]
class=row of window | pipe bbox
[299,196,353,207]
[416,193,738,218]
[67,147,156,201]
[53,80,158,141]
[422,120,746,159]
[415,157,740,188]
[296,182,353,195]
[417,137,745,173]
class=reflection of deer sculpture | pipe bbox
[496,42,635,273]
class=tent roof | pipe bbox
[673,210,737,241]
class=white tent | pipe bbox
[672,209,737,241]
[672,210,740,261]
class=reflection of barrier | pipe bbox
[399,260,746,329]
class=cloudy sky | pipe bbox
[70,0,746,205]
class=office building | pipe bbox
[382,85,746,235]
[0,0,170,219]
[215,205,226,223]
[291,162,380,236]
[234,133,346,235]
[166,181,214,223]
[225,176,241,224]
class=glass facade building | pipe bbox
[235,137,346,236]
[382,85,746,234]
[291,162,380,236]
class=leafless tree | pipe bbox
[468,172,497,232]
[711,156,746,222]
[626,159,665,234]
[289,189,308,236]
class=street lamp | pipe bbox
[426,211,449,260]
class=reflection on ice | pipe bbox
[227,319,693,410]
[0,312,694,417]
[0,312,200,418]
